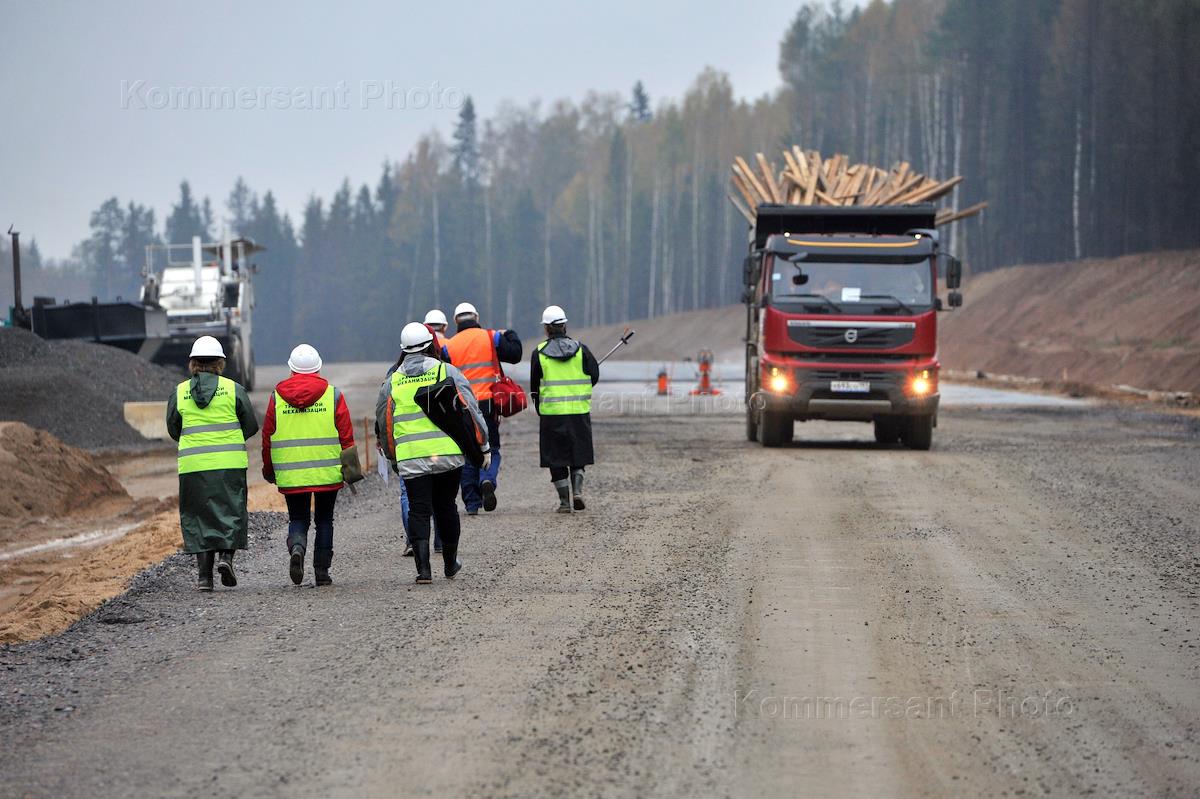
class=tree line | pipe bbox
[9,0,1198,363]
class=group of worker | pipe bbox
[166,303,599,590]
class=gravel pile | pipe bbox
[0,327,183,450]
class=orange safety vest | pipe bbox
[446,327,500,401]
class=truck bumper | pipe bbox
[762,368,939,421]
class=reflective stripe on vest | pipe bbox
[390,364,462,462]
[176,376,247,474]
[271,385,343,488]
[446,327,499,401]
[537,341,592,415]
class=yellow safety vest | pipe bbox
[176,376,248,474]
[271,385,343,488]
[537,341,592,415]
[390,364,462,462]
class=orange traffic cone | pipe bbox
[689,350,721,396]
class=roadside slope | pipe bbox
[940,249,1200,393]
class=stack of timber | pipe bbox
[728,147,987,227]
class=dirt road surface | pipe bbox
[1,396,1197,796]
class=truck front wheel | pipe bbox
[903,414,934,451]
[760,410,793,448]
[874,416,902,444]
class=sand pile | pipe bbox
[0,422,130,536]
[0,327,182,449]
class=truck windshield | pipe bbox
[770,257,934,314]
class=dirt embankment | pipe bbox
[571,305,745,363]
[939,249,1200,394]
[0,421,284,644]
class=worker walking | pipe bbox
[165,335,259,591]
[530,306,599,512]
[423,309,450,357]
[378,322,491,583]
[261,344,360,587]
[444,301,522,514]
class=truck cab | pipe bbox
[743,204,963,449]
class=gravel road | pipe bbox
[0,404,1197,797]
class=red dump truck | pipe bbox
[742,204,963,449]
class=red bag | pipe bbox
[489,331,527,417]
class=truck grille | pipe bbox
[787,321,914,349]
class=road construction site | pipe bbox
[0,355,1197,795]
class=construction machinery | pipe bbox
[140,235,261,389]
[741,204,963,450]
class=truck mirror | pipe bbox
[948,290,963,308]
[792,271,809,286]
[743,255,760,287]
[944,256,963,289]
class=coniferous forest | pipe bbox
[8,0,1199,362]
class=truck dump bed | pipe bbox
[751,204,937,248]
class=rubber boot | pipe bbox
[554,479,573,513]
[413,539,433,584]
[216,550,237,587]
[441,528,462,579]
[313,550,333,587]
[571,469,586,511]
[196,551,214,592]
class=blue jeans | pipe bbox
[460,411,501,511]
[399,473,441,548]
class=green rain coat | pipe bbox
[165,371,259,553]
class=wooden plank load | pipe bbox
[727,147,987,227]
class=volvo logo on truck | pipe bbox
[844,329,858,343]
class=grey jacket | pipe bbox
[375,354,490,478]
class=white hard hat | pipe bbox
[287,343,322,374]
[189,335,225,359]
[423,309,448,327]
[541,305,568,325]
[453,302,478,319]
[400,321,435,353]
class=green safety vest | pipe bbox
[537,341,593,415]
[272,385,343,488]
[390,364,462,462]
[176,376,248,474]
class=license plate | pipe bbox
[830,381,870,393]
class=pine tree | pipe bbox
[451,97,480,185]
[629,81,652,122]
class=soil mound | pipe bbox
[940,250,1200,394]
[0,327,182,449]
[0,422,129,532]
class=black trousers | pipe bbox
[285,490,338,552]
[549,465,585,482]
[403,468,462,547]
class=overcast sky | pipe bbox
[0,0,839,260]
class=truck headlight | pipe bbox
[770,374,790,393]
[910,369,935,396]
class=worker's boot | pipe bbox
[413,539,433,584]
[481,480,498,512]
[554,479,572,513]
[571,469,586,511]
[441,528,462,579]
[196,551,214,592]
[287,520,308,585]
[313,550,333,587]
[216,550,237,587]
